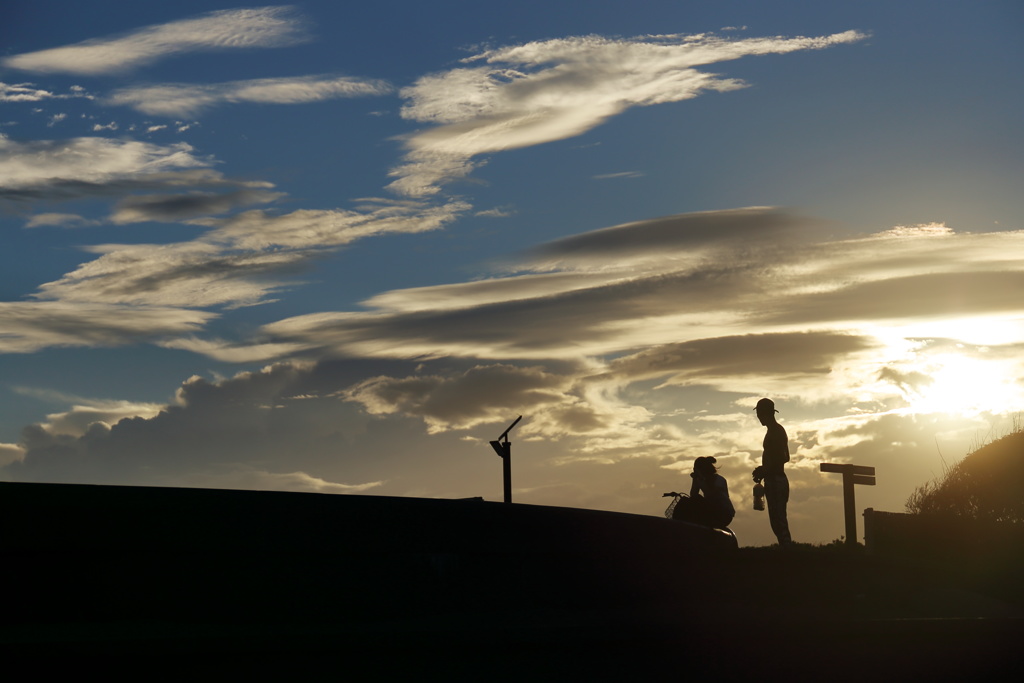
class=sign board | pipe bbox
[820,463,875,476]
[819,462,877,545]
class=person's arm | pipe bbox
[689,474,700,498]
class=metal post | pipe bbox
[502,441,512,504]
[488,416,522,504]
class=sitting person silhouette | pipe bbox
[673,456,735,529]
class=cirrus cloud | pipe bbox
[2,6,309,75]
[388,30,867,196]
[107,74,393,117]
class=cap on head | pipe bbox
[755,398,778,413]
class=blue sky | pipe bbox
[1,1,1022,546]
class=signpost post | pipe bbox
[489,415,522,504]
[820,463,876,546]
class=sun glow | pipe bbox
[904,354,1023,416]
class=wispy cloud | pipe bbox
[198,199,470,250]
[593,171,645,180]
[24,212,99,228]
[108,74,393,117]
[0,82,92,102]
[2,6,308,75]
[28,200,469,322]
[388,30,867,196]
[109,188,286,224]
[0,301,214,353]
[261,209,1024,369]
[34,240,310,309]
[0,135,216,200]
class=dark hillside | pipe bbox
[0,482,1020,678]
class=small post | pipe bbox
[488,416,522,504]
[820,463,876,546]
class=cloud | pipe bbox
[0,135,233,200]
[2,6,308,75]
[593,171,644,180]
[198,199,470,250]
[758,271,1024,327]
[109,188,286,224]
[0,301,214,353]
[29,399,165,438]
[388,30,866,196]
[1,360,412,490]
[25,212,99,228]
[523,206,819,266]
[0,443,26,467]
[23,199,469,326]
[108,75,393,117]
[0,130,468,348]
[262,208,819,359]
[603,332,878,385]
[474,206,514,218]
[0,82,92,102]
[344,363,579,433]
[157,337,309,363]
[34,240,310,309]
[183,467,385,494]
[257,208,1024,426]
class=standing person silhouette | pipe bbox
[754,398,792,545]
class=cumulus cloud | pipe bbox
[388,30,866,196]
[0,443,26,467]
[344,363,579,433]
[2,6,308,75]
[181,467,385,494]
[1,361,415,491]
[28,399,165,438]
[108,75,393,117]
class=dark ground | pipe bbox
[1,482,1020,678]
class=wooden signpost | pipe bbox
[820,463,876,546]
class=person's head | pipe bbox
[694,456,718,477]
[755,397,778,425]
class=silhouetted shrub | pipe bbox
[906,423,1024,524]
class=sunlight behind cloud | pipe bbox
[900,354,1024,417]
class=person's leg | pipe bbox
[765,474,792,544]
[673,495,716,527]
[672,495,698,523]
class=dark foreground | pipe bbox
[1,482,1020,679]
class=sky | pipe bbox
[1,0,1022,547]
